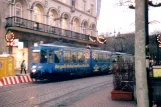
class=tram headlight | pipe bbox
[32,69,36,73]
[32,65,37,69]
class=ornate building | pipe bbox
[0,0,105,70]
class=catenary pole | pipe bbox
[135,0,149,107]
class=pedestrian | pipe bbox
[20,60,26,74]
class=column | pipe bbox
[135,0,149,107]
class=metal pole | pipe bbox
[9,46,12,54]
[157,45,159,65]
[135,0,149,107]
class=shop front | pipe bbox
[12,47,28,71]
[10,39,29,73]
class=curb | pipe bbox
[0,75,34,86]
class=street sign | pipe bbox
[11,39,19,46]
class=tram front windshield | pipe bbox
[32,50,40,64]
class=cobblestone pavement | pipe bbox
[68,87,136,107]
[0,75,136,107]
[0,75,112,107]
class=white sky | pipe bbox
[97,0,161,35]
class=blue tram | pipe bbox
[30,44,113,80]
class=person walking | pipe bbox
[20,60,26,74]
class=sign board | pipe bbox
[11,39,19,46]
[18,42,23,49]
[153,66,161,77]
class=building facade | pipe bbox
[0,0,105,71]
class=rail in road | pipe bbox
[0,75,113,107]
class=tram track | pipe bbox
[38,81,112,107]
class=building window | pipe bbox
[73,18,79,32]
[82,21,88,34]
[15,2,22,17]
[15,2,22,22]
[33,5,43,23]
[49,10,58,27]
[61,14,69,30]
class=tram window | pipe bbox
[32,52,40,64]
[94,53,98,62]
[40,50,47,63]
[64,51,72,63]
[71,52,78,63]
[64,52,68,62]
[48,50,53,63]
[54,50,61,63]
[106,54,110,62]
[102,54,107,62]
[98,54,103,62]
[78,52,84,63]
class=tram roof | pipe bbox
[39,43,88,50]
[113,52,133,56]
[38,44,112,53]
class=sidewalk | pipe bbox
[14,69,29,76]
[68,87,136,107]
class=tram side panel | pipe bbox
[30,46,92,80]
[91,50,112,74]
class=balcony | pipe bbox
[5,16,105,46]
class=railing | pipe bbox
[5,16,89,41]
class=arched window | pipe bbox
[61,14,69,30]
[33,5,43,23]
[49,10,58,27]
[15,2,22,17]
[73,18,79,32]
[82,21,88,34]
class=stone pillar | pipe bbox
[30,9,33,21]
[44,14,47,24]
[70,22,73,31]
[135,0,149,107]
[80,25,82,33]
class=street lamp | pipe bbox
[148,0,161,7]
[129,0,161,8]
